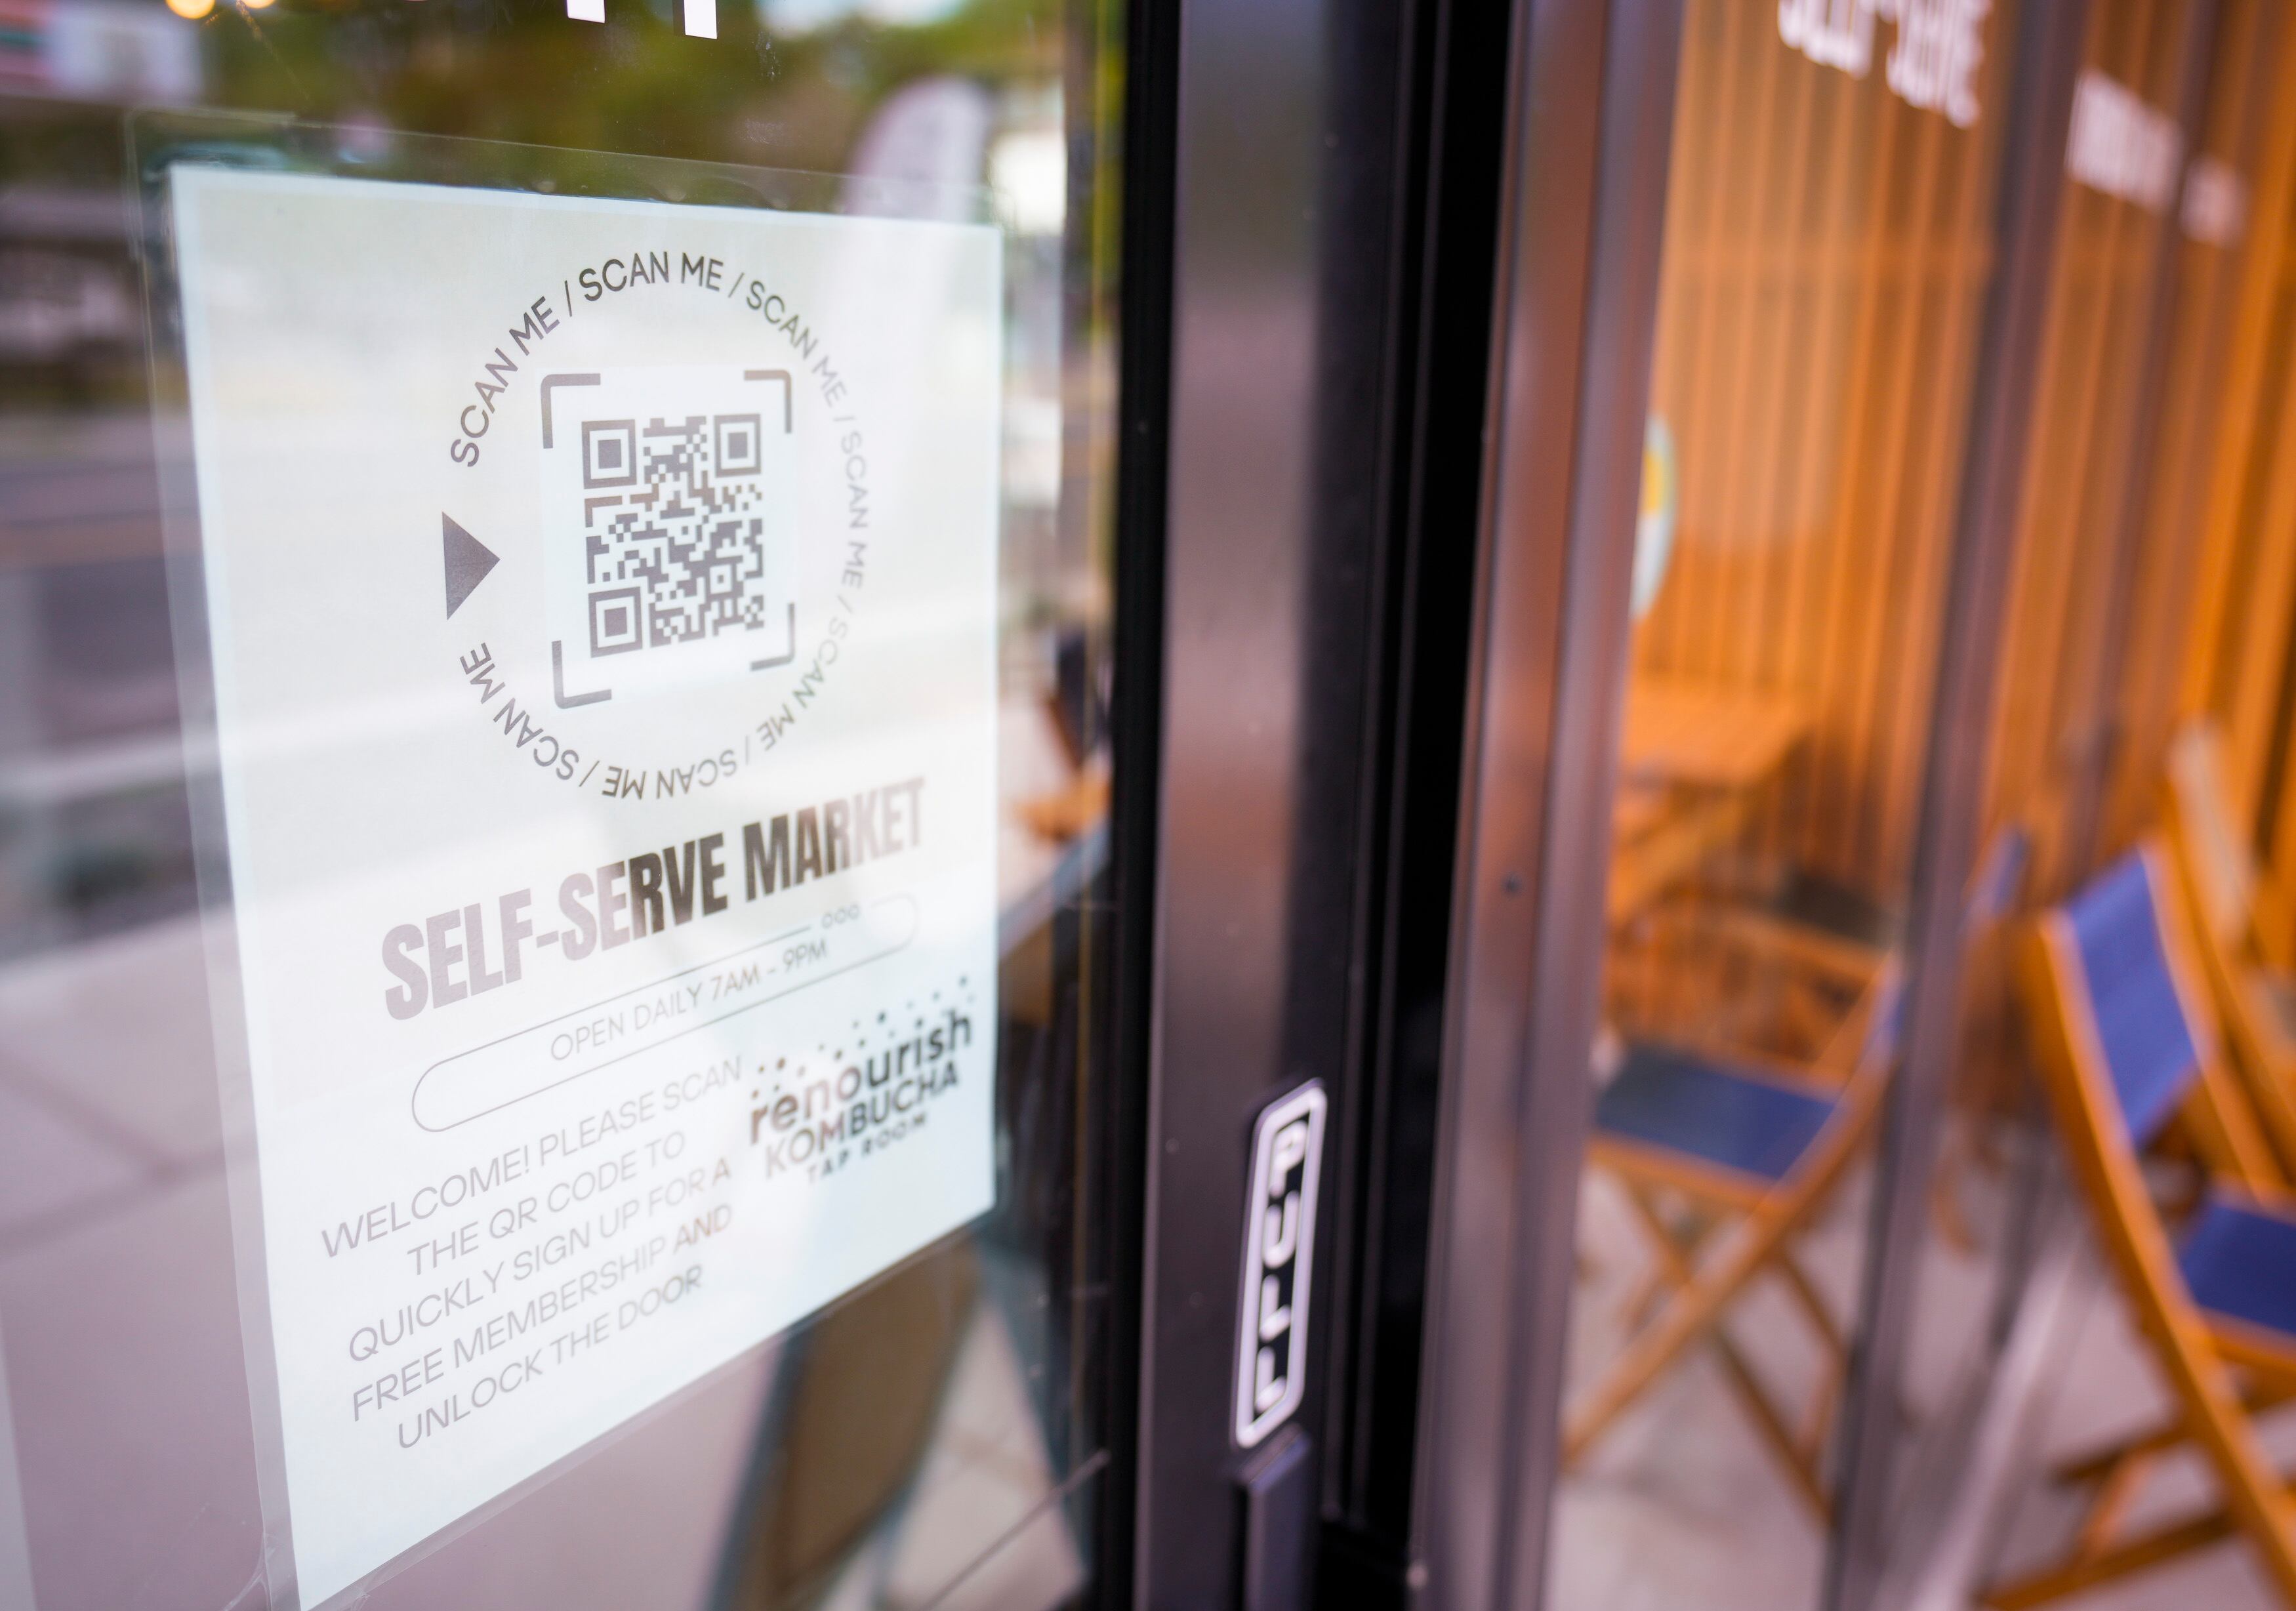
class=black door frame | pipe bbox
[1109,0,1607,1604]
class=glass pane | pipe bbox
[1933,2,2296,1602]
[0,1,1123,1607]
[1899,0,2241,1552]
[1549,5,2020,1606]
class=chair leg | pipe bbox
[1612,1259,1670,1332]
[1568,1194,1790,1465]
[1771,1252,1847,1473]
[1614,1185,1830,1518]
[1776,1252,1844,1360]
[1798,1361,1839,1475]
[2072,1451,2156,1562]
[2050,1382,2296,1484]
[1612,1183,1702,1332]
[1982,1505,2238,1609]
[1708,1322,1832,1520]
[1619,1187,1719,1331]
[1987,1453,2296,1608]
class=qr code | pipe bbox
[541,367,796,695]
[580,413,769,659]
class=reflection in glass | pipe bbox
[1946,5,2296,1604]
[1550,5,2020,1606]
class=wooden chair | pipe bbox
[1990,843,2296,1608]
[2167,722,2296,975]
[1565,1018,1893,1515]
[2167,722,2296,1183]
[1605,891,1889,1075]
[1566,829,2028,1516]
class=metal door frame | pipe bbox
[1111,0,1620,1605]
[1407,2,1683,1606]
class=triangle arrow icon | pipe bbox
[442,514,499,619]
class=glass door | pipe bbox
[0,0,1578,1601]
[1544,10,2027,1604]
[1400,4,2196,1610]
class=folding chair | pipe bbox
[2167,722,2296,1183]
[1565,828,2028,1517]
[1604,894,1887,1076]
[1605,833,1932,1081]
[2167,723,2296,975]
[1990,844,2296,1608]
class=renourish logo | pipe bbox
[749,1004,974,1183]
[1234,1082,1327,1449]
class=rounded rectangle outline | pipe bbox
[1234,1080,1328,1449]
[411,892,920,1130]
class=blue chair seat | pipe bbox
[1594,1043,1839,1185]
[2181,1194,2296,1346]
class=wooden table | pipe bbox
[1620,677,1811,790]
[1609,678,1809,924]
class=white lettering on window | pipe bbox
[2067,70,2184,213]
[1779,0,1990,129]
[2182,156,2248,245]
[1778,0,1876,75]
[1877,0,1989,128]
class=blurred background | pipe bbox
[1554,5,2296,1610]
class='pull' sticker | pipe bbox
[1234,1082,1326,1448]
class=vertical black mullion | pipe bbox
[1096,0,1183,1595]
[1130,0,1452,1599]
[1318,0,1441,1541]
[1319,0,1519,1583]
[1823,4,2095,1606]
[1305,0,1424,1559]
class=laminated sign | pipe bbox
[159,161,1002,1603]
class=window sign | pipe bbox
[149,146,1002,1606]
